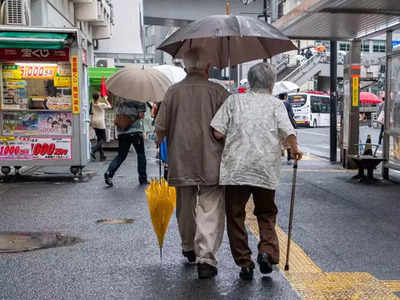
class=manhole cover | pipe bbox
[96,219,134,224]
[0,232,80,253]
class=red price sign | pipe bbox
[31,137,71,160]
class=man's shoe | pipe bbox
[182,250,196,263]
[139,179,149,185]
[100,156,107,161]
[198,263,217,279]
[90,152,96,160]
[104,172,113,187]
[239,267,254,281]
[257,253,273,274]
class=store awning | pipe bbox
[0,32,69,49]
[88,67,120,86]
[274,0,400,40]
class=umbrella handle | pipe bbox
[159,146,162,180]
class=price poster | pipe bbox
[31,137,72,160]
[0,136,72,161]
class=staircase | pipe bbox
[283,54,323,86]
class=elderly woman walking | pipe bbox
[211,63,302,281]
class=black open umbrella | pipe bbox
[158,14,297,69]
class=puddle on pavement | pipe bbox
[96,218,134,224]
[0,232,81,253]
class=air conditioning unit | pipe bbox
[0,0,30,25]
[95,57,115,68]
[93,23,112,40]
[76,0,106,22]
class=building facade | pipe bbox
[1,0,114,67]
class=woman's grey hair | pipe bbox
[247,63,277,90]
[183,47,209,72]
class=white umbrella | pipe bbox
[273,81,299,96]
[153,65,186,84]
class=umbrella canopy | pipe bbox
[153,65,187,84]
[106,65,171,102]
[145,179,176,261]
[158,15,297,69]
[360,92,382,105]
[273,81,299,96]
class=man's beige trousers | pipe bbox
[175,185,225,267]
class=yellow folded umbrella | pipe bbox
[145,178,176,261]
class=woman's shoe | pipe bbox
[257,253,273,274]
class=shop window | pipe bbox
[373,40,386,53]
[361,41,370,52]
[339,42,350,52]
[1,61,73,137]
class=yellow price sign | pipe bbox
[54,75,72,87]
[352,76,359,107]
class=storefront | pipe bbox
[0,27,90,176]
[88,67,119,146]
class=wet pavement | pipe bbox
[0,145,298,300]
[0,143,399,299]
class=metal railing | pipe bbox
[283,54,322,85]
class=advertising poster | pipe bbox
[0,136,72,161]
[0,137,32,160]
[38,111,72,135]
[31,136,72,160]
[2,112,39,135]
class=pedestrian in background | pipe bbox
[377,97,385,145]
[155,47,230,279]
[211,63,302,281]
[90,92,111,161]
[104,100,148,187]
[279,93,297,164]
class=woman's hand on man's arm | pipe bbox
[213,130,225,140]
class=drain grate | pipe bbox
[96,218,134,224]
[0,232,80,253]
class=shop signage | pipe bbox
[352,76,359,107]
[54,75,72,87]
[0,48,70,62]
[71,56,80,114]
[20,65,57,79]
[0,136,72,160]
[2,64,22,79]
[2,64,58,79]
[31,137,72,160]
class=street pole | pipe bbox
[330,40,338,162]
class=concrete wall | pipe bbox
[96,0,143,55]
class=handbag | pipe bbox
[114,114,136,129]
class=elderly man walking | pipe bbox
[155,48,230,279]
[211,63,302,281]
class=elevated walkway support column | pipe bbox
[342,40,361,169]
[330,40,338,162]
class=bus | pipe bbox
[288,92,331,127]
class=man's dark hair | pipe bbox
[93,92,100,101]
[278,93,287,100]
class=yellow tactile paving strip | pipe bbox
[245,200,400,299]
[383,281,400,292]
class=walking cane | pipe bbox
[284,159,298,271]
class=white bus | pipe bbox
[288,92,331,127]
